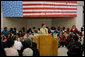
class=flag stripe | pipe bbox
[23,11,77,13]
[23,1,77,17]
[23,1,77,3]
[23,2,77,5]
[23,10,77,12]
[23,13,77,15]
[23,8,77,10]
[23,6,77,8]
[23,4,77,6]
[23,15,77,17]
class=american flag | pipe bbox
[2,1,77,17]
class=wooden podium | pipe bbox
[33,35,58,56]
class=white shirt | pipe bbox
[14,40,22,50]
[40,28,48,34]
[5,47,19,56]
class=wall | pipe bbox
[75,5,84,31]
[52,17,76,29]
[2,17,52,30]
[1,1,84,31]
[1,2,3,31]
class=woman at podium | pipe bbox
[40,24,48,34]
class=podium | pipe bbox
[33,35,58,56]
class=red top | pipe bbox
[70,28,79,33]
[79,34,83,37]
[66,31,70,34]
[60,37,66,42]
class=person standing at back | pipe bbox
[40,23,48,34]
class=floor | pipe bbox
[58,47,84,56]
[58,47,68,56]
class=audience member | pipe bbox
[71,25,79,34]
[56,26,61,33]
[67,35,82,56]
[22,48,33,56]
[27,28,33,35]
[66,28,70,34]
[2,27,10,36]
[32,27,37,33]
[31,42,40,56]
[1,25,84,56]
[4,39,19,56]
[0,42,6,56]
[62,27,66,32]
[13,28,17,36]
[37,28,40,33]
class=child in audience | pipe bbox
[56,26,61,33]
[62,27,66,32]
[37,28,40,33]
[60,35,63,47]
[1,36,7,43]
[60,35,66,47]
[66,28,70,34]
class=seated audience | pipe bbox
[18,31,23,38]
[1,25,84,56]
[37,28,40,33]
[67,35,82,56]
[70,25,79,34]
[22,27,25,33]
[10,28,13,33]
[2,27,10,36]
[0,41,6,56]
[27,28,33,34]
[23,31,28,39]
[22,38,40,56]
[51,27,56,33]
[4,39,19,56]
[60,35,66,47]
[62,27,66,32]
[13,28,17,36]
[56,26,61,33]
[57,30,63,37]
[66,28,70,34]
[22,48,33,56]
[46,27,51,34]
[31,42,40,56]
[1,35,7,43]
[14,39,23,51]
[53,31,57,38]
[32,27,37,33]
